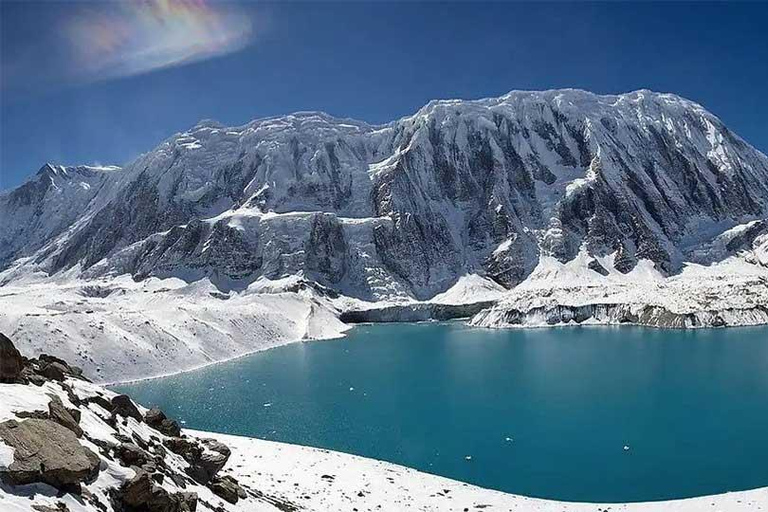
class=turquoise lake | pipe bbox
[113,322,768,502]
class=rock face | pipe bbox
[2,90,767,302]
[0,418,100,490]
[0,332,23,383]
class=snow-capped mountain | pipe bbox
[2,89,768,302]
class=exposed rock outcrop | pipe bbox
[210,475,246,504]
[115,471,197,512]
[0,418,100,490]
[145,407,181,437]
[111,394,143,422]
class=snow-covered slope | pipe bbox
[0,276,348,383]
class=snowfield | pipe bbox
[0,275,349,383]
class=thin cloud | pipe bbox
[64,0,255,81]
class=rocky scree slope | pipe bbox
[0,332,297,512]
[3,90,768,304]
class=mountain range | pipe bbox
[2,89,768,379]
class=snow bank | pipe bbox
[201,430,768,512]
[0,276,349,383]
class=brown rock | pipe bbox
[0,333,23,383]
[210,475,245,504]
[145,407,182,437]
[119,471,197,512]
[115,442,151,467]
[111,394,143,422]
[39,362,69,382]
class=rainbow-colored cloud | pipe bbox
[65,0,254,80]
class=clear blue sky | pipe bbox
[1,1,767,190]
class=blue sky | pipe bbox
[1,1,767,190]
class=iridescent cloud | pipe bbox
[64,0,254,80]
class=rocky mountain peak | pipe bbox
[2,89,767,301]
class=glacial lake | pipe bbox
[113,322,768,502]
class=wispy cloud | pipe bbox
[64,0,254,81]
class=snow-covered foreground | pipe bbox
[202,430,768,512]
[2,371,766,512]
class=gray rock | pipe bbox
[145,407,181,437]
[0,418,100,490]
[118,471,197,512]
[115,442,151,467]
[39,362,69,382]
[210,475,245,504]
[0,332,23,383]
[111,394,142,422]
[165,436,230,484]
[32,503,70,512]
[48,395,82,437]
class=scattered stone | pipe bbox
[48,395,83,437]
[209,475,245,504]
[117,471,197,512]
[168,471,189,489]
[20,366,47,386]
[0,332,23,383]
[111,394,143,422]
[132,432,150,450]
[39,354,69,366]
[15,410,49,420]
[145,407,182,437]
[0,418,100,491]
[116,442,151,467]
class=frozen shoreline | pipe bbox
[201,430,768,511]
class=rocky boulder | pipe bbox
[0,332,23,383]
[164,436,231,484]
[209,475,246,504]
[48,395,83,437]
[117,471,197,512]
[111,394,143,422]
[145,407,181,437]
[115,442,151,468]
[0,418,100,490]
[186,438,231,484]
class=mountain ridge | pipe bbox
[2,88,768,302]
